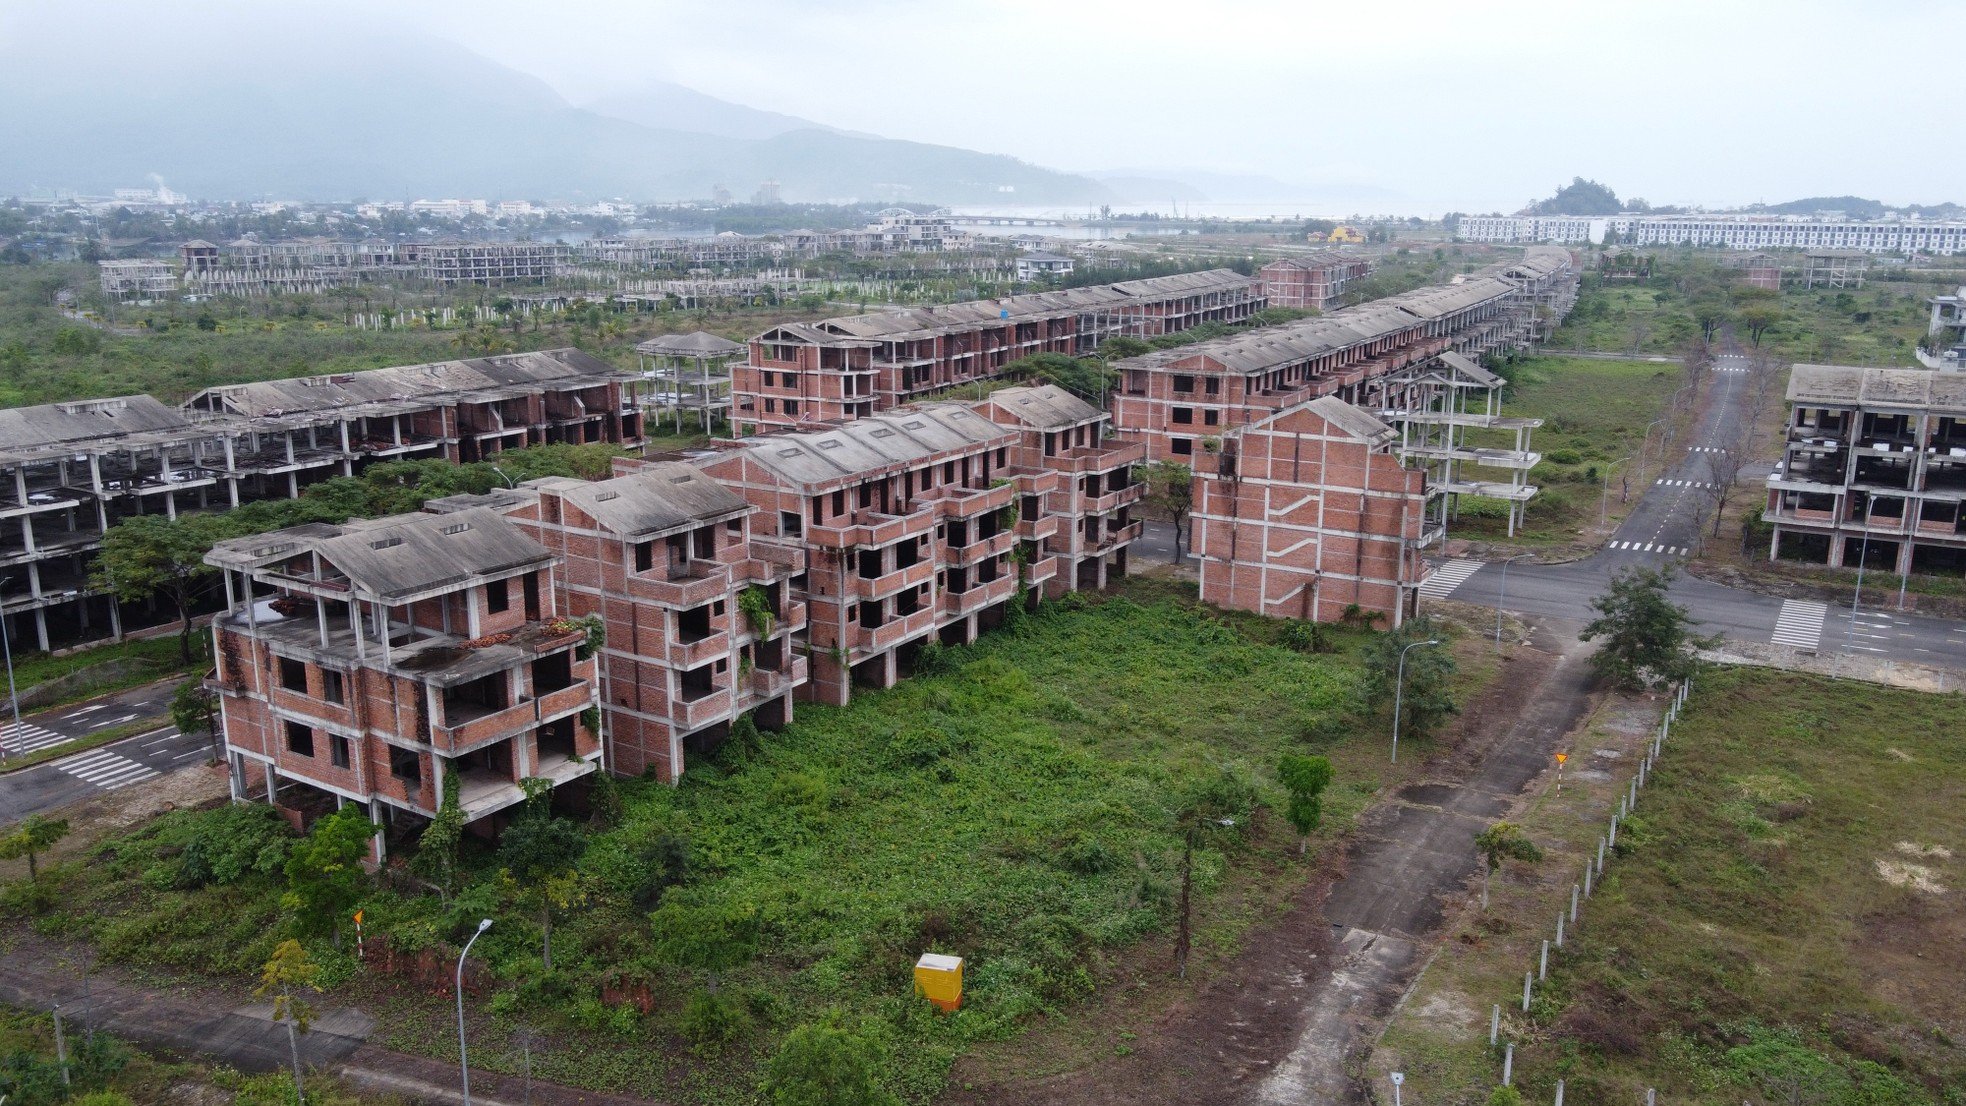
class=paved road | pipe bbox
[0,680,211,823]
[1428,353,1966,668]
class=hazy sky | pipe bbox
[7,0,1960,212]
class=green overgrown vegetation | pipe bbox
[1455,356,1684,545]
[1379,668,1966,1105]
[1549,252,1943,365]
[5,584,1478,1102]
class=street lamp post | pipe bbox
[1391,638,1443,765]
[0,575,19,761]
[1598,454,1634,529]
[457,918,493,1106]
[1495,554,1532,648]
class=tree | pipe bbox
[91,513,234,663]
[1578,567,1717,689]
[1738,303,1782,347]
[1704,442,1746,539]
[1139,461,1194,563]
[498,784,588,970]
[255,939,323,1106]
[764,1015,900,1106]
[1474,821,1544,908]
[169,677,220,763]
[1171,768,1255,978]
[0,814,70,881]
[1360,617,1458,740]
[1277,754,1334,856]
[282,807,377,941]
[409,769,465,899]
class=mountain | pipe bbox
[1747,196,1963,220]
[0,27,1107,205]
[584,80,864,142]
[1524,178,1623,216]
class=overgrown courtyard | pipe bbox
[0,580,1495,1103]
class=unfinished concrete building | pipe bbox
[635,332,744,434]
[442,462,810,782]
[0,350,641,653]
[975,385,1144,594]
[1803,250,1869,289]
[1765,364,1966,576]
[691,406,1030,705]
[1192,397,1428,627]
[407,241,571,285]
[733,269,1262,430]
[205,508,603,859]
[97,259,177,300]
[1257,251,1373,311]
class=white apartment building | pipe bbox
[1459,214,1966,255]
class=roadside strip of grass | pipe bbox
[0,715,174,774]
[1373,666,1966,1105]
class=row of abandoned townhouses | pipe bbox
[4,252,1576,854]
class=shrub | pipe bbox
[764,1015,899,1106]
[678,988,752,1055]
[1486,1086,1525,1106]
[1545,448,1583,465]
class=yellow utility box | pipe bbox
[913,953,964,1012]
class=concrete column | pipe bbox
[369,800,387,863]
[33,609,48,653]
[263,761,277,803]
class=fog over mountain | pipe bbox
[0,16,1109,204]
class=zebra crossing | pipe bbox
[1712,366,1748,374]
[0,721,74,757]
[1771,599,1828,652]
[1607,540,1689,556]
[1687,446,1731,454]
[1417,558,1484,599]
[1655,478,1716,489]
[55,748,160,791]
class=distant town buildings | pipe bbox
[1458,214,1966,255]
[1014,252,1074,282]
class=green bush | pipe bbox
[677,988,752,1055]
[764,1015,899,1106]
[1545,448,1583,465]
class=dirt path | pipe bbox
[945,621,1595,1106]
[1249,627,1593,1104]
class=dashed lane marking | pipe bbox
[1418,558,1484,600]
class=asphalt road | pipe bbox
[0,680,211,823]
[1436,352,1966,667]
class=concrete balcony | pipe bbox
[744,654,809,704]
[1093,520,1144,551]
[1079,485,1145,516]
[435,696,543,753]
[853,557,935,600]
[667,630,731,670]
[856,606,939,655]
[920,481,1015,521]
[668,687,736,732]
[1016,513,1061,543]
[809,504,936,550]
[945,530,1016,565]
[638,562,734,609]
[1023,554,1059,589]
[456,752,595,822]
[942,573,1018,617]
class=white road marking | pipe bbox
[1418,558,1484,600]
[0,723,74,755]
[1771,599,1828,652]
[56,748,159,790]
